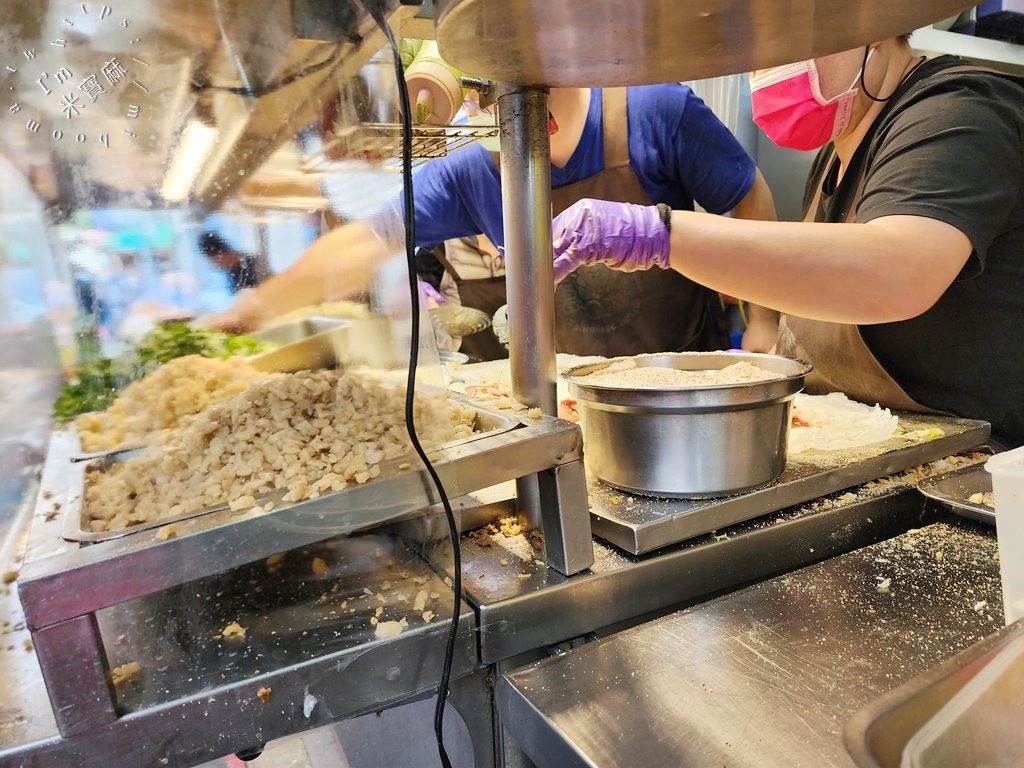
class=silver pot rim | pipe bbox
[562,351,812,411]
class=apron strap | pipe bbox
[432,246,459,281]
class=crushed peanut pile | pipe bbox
[83,370,476,532]
[75,355,272,452]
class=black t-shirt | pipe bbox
[226,254,263,294]
[804,56,1024,448]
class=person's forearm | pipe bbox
[231,221,390,327]
[728,168,777,224]
[668,212,970,324]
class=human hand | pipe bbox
[551,199,671,283]
[420,281,444,307]
[198,294,266,334]
[741,323,778,354]
[740,305,780,354]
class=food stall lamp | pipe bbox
[159,120,219,202]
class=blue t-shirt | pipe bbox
[408,84,756,250]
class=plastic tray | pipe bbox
[901,634,1024,767]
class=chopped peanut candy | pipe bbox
[112,661,141,685]
[154,524,177,541]
[229,495,256,512]
[374,618,408,638]
[413,590,429,612]
[498,517,523,537]
[221,622,246,641]
[257,686,272,703]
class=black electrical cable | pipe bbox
[362,3,460,767]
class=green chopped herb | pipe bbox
[53,322,277,423]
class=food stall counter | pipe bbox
[495,520,1002,768]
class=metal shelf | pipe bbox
[304,123,499,172]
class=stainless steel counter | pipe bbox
[496,520,1003,768]
[0,447,992,766]
[586,411,988,554]
[459,453,992,664]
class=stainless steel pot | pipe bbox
[563,352,812,498]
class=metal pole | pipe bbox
[495,84,556,535]
[495,85,557,417]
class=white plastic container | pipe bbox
[986,446,1024,624]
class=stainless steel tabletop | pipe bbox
[586,412,989,554]
[497,521,1003,768]
[460,453,991,664]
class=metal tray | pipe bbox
[248,316,351,373]
[62,400,519,543]
[845,618,1024,768]
[918,462,994,524]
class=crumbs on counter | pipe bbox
[467,528,494,547]
[257,686,272,703]
[413,590,429,612]
[374,618,408,639]
[111,661,141,685]
[219,622,246,641]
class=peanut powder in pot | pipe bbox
[573,358,781,388]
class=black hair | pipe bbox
[197,231,236,256]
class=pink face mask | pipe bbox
[750,53,869,151]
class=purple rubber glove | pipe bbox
[419,280,444,306]
[552,199,671,283]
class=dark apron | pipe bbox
[443,88,725,360]
[434,241,509,361]
[550,88,725,357]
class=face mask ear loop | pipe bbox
[859,46,889,102]
[859,44,928,103]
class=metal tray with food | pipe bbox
[61,397,521,543]
[64,423,146,463]
[917,461,995,524]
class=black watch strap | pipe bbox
[656,202,672,233]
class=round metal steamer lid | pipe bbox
[562,352,812,412]
[434,0,976,87]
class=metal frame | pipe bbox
[17,402,591,738]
